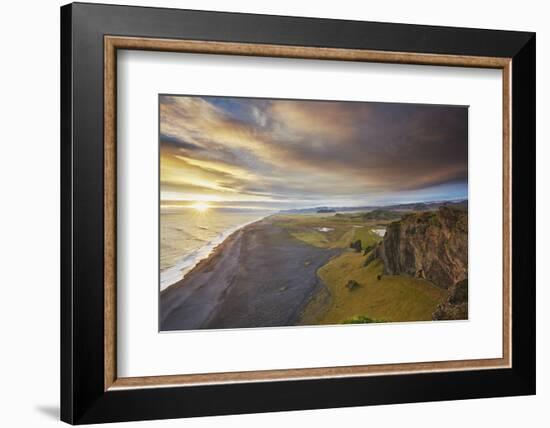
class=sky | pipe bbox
[160,95,468,211]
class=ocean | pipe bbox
[160,208,271,291]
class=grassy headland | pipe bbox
[270,211,447,325]
[271,214,385,249]
[301,252,446,325]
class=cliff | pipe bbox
[374,206,468,289]
[432,279,468,320]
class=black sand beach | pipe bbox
[160,217,339,331]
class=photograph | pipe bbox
[159,95,469,331]
[53,2,537,424]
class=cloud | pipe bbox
[160,95,468,207]
[160,133,203,152]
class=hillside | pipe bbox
[433,279,468,320]
[293,207,469,325]
[374,206,468,289]
[360,209,403,221]
[300,253,446,325]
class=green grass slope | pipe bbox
[272,214,383,249]
[303,251,446,325]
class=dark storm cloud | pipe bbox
[160,133,204,152]
[159,95,468,206]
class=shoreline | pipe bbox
[160,214,272,292]
[160,221,250,296]
[160,217,340,331]
[159,223,249,329]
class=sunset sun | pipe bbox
[159,94,469,332]
[191,202,210,212]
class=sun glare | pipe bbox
[191,202,210,212]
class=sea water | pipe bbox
[160,208,271,291]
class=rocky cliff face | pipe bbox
[432,279,468,320]
[375,206,468,289]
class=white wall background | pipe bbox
[0,0,545,427]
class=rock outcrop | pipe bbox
[375,206,468,289]
[350,239,362,252]
[345,280,361,291]
[432,279,468,320]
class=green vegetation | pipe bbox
[273,212,449,326]
[302,252,446,325]
[272,213,384,249]
[341,315,382,324]
[360,209,403,221]
[351,227,382,248]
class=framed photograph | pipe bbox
[61,2,535,424]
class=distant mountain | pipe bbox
[387,199,468,212]
[360,209,403,221]
[278,199,467,215]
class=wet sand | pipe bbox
[160,217,340,331]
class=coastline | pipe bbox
[160,216,339,331]
[160,222,249,330]
[160,219,252,296]
[160,214,271,292]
